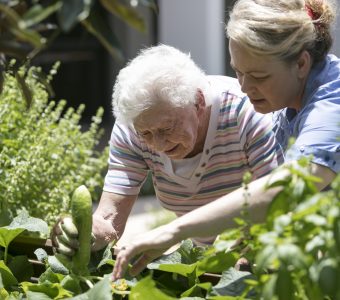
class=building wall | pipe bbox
[158,0,226,75]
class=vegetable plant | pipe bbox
[1,161,340,299]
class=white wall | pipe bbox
[331,14,340,56]
[158,0,226,75]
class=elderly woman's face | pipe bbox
[229,39,308,113]
[133,101,203,159]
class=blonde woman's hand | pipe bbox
[112,224,180,281]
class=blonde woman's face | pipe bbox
[229,39,305,113]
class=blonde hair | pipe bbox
[226,0,337,63]
[112,45,208,124]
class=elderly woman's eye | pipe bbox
[139,131,151,137]
[160,128,172,134]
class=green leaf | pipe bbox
[147,240,203,277]
[181,282,211,298]
[7,255,33,282]
[255,245,277,272]
[209,268,255,297]
[95,241,114,269]
[0,228,25,248]
[81,6,123,60]
[69,275,112,299]
[6,210,49,236]
[275,269,294,300]
[58,0,94,32]
[334,216,340,252]
[60,275,82,295]
[21,281,73,299]
[130,276,177,300]
[0,260,18,288]
[21,2,62,28]
[48,255,69,275]
[25,291,54,300]
[198,251,238,275]
[99,0,146,32]
[34,248,49,263]
[38,267,63,284]
[277,244,307,269]
[266,191,290,226]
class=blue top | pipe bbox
[273,54,340,173]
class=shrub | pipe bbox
[0,63,108,226]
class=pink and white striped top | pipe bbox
[104,76,283,220]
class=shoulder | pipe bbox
[207,75,244,97]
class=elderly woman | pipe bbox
[52,44,282,255]
[112,0,340,280]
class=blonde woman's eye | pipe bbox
[252,75,269,81]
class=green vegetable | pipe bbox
[70,185,93,276]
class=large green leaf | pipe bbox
[197,252,238,275]
[6,210,49,236]
[209,268,255,297]
[99,0,146,32]
[130,276,176,300]
[0,228,25,248]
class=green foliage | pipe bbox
[0,65,108,226]
[0,0,157,61]
[1,160,340,299]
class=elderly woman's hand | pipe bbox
[112,224,180,281]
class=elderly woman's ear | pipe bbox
[195,89,206,110]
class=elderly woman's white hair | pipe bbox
[112,44,209,124]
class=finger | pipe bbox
[129,253,155,277]
[112,246,135,281]
[51,224,63,249]
[56,237,76,256]
[58,231,79,249]
[61,217,78,238]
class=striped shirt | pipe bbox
[104,76,283,218]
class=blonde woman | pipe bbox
[112,0,340,280]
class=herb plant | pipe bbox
[0,64,108,226]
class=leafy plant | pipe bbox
[0,63,108,226]
[1,159,340,299]
[0,0,157,62]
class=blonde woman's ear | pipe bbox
[296,50,312,79]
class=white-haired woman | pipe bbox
[52,44,282,255]
[112,0,340,280]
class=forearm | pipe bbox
[92,191,137,250]
[170,169,287,242]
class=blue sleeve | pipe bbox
[286,97,340,173]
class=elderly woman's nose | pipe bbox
[152,133,166,150]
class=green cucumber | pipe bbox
[70,185,93,275]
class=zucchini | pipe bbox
[70,185,93,276]
[54,185,92,275]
